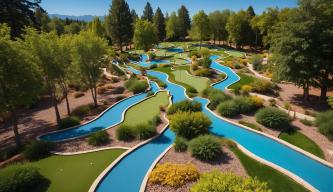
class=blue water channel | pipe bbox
[96,56,333,192]
[39,81,160,142]
[135,54,170,67]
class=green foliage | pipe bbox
[250,79,274,94]
[24,141,55,161]
[133,19,158,51]
[226,10,253,46]
[208,10,231,43]
[328,96,333,109]
[125,78,149,93]
[71,104,92,117]
[197,57,212,68]
[116,125,136,141]
[135,123,156,140]
[170,112,211,139]
[256,107,291,130]
[189,11,210,46]
[251,54,263,71]
[0,146,20,162]
[60,116,80,129]
[300,119,314,126]
[315,111,333,140]
[239,120,262,131]
[142,2,154,22]
[190,171,271,192]
[109,64,125,76]
[167,100,202,115]
[150,115,162,127]
[153,7,166,41]
[174,136,188,152]
[166,12,181,40]
[217,100,240,117]
[88,130,110,146]
[201,88,232,109]
[189,135,222,161]
[178,5,191,40]
[0,166,46,192]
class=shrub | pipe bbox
[186,86,198,94]
[190,171,270,192]
[135,123,156,140]
[174,136,188,152]
[149,64,157,69]
[169,111,211,139]
[193,68,210,77]
[328,96,333,109]
[241,85,252,95]
[0,146,20,161]
[24,141,54,161]
[250,79,273,93]
[116,125,136,141]
[72,104,92,117]
[115,95,126,101]
[315,111,333,140]
[256,107,291,130]
[249,95,264,108]
[202,88,232,109]
[109,64,125,76]
[125,78,149,94]
[59,116,80,129]
[88,130,110,146]
[233,97,257,114]
[151,115,161,127]
[74,92,85,98]
[189,135,222,161]
[300,118,314,126]
[217,100,239,117]
[197,57,212,68]
[167,100,202,115]
[149,163,199,188]
[112,86,125,94]
[251,54,263,71]
[146,91,154,97]
[0,166,46,192]
[97,86,107,94]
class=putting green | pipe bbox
[122,91,169,126]
[0,149,126,192]
[226,50,245,58]
[172,70,209,92]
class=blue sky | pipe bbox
[41,0,297,16]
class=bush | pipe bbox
[115,95,126,101]
[250,79,273,93]
[167,100,202,115]
[149,163,199,188]
[197,57,212,68]
[151,115,161,127]
[193,68,210,77]
[217,100,239,117]
[190,171,270,192]
[315,111,333,140]
[24,141,54,161]
[174,136,188,152]
[186,86,198,94]
[251,54,263,71]
[249,95,264,108]
[109,64,125,76]
[88,130,110,146]
[135,123,156,140]
[125,78,149,94]
[74,92,85,98]
[170,111,211,139]
[0,146,20,161]
[0,166,46,192]
[189,135,222,161]
[149,64,157,69]
[112,86,125,94]
[72,104,92,117]
[233,97,257,114]
[241,85,252,95]
[202,88,231,109]
[116,125,136,141]
[146,91,154,97]
[59,116,80,129]
[256,107,291,130]
[199,48,211,58]
[300,118,314,126]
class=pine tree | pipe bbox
[177,5,191,40]
[106,0,133,51]
[142,2,154,22]
[131,9,139,23]
[153,7,166,41]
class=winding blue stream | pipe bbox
[39,81,160,142]
[96,57,333,192]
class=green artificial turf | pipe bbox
[172,70,209,93]
[122,91,169,126]
[228,73,256,90]
[0,149,126,192]
[225,50,245,58]
[279,129,324,159]
[231,147,309,192]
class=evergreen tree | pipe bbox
[247,6,256,17]
[177,5,191,40]
[106,0,133,51]
[89,17,105,37]
[131,9,139,23]
[153,7,166,41]
[0,0,43,37]
[189,11,210,49]
[142,2,154,22]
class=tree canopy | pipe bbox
[142,2,154,22]
[153,7,166,41]
[189,11,210,48]
[177,5,191,40]
[133,19,158,51]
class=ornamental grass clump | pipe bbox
[315,111,333,140]
[88,130,110,146]
[189,135,222,161]
[174,136,188,152]
[255,107,291,130]
[167,100,202,115]
[149,163,200,188]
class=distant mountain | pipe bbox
[49,14,104,22]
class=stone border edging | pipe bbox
[51,146,130,156]
[38,77,154,142]
[88,113,171,192]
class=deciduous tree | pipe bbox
[133,20,158,51]
[189,11,210,49]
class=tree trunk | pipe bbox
[12,111,21,148]
[119,40,123,52]
[320,71,329,100]
[64,93,71,116]
[60,79,71,116]
[90,85,98,107]
[52,90,61,127]
[303,83,310,101]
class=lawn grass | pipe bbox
[279,129,324,159]
[0,149,126,192]
[230,147,309,192]
[238,120,262,131]
[228,73,256,90]
[172,70,209,93]
[122,91,169,126]
[153,66,198,94]
[225,50,245,58]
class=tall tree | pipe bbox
[131,9,139,23]
[166,12,180,40]
[0,0,43,37]
[153,7,166,41]
[226,10,251,48]
[133,19,158,51]
[106,0,133,51]
[189,10,210,49]
[89,17,105,37]
[142,2,154,22]
[177,5,191,40]
[71,31,108,107]
[247,6,256,17]
[208,10,230,45]
[0,24,42,147]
